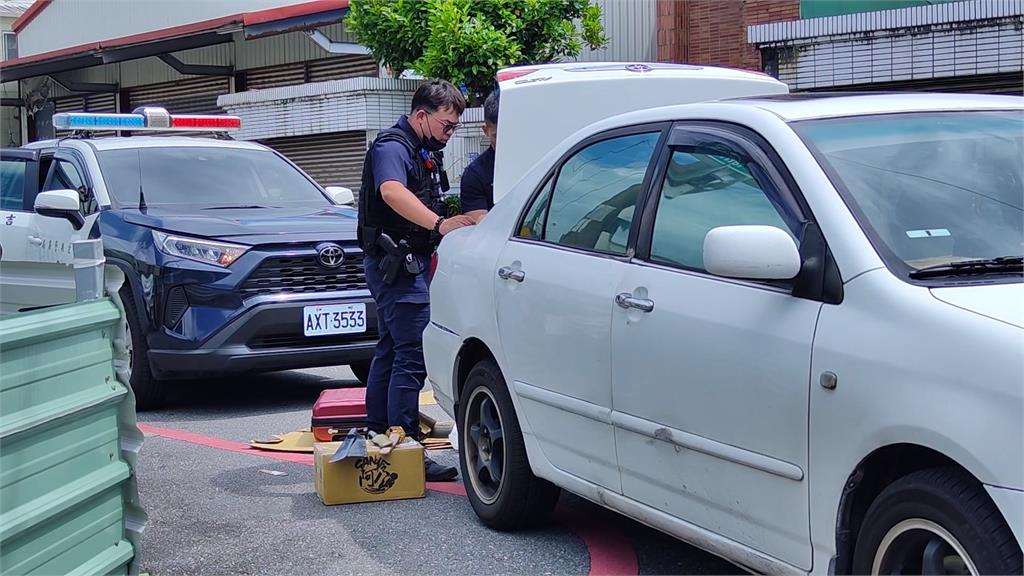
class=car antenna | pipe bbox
[138,184,148,214]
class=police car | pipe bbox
[424,63,1024,575]
[0,108,376,408]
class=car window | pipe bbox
[649,148,797,271]
[44,158,96,215]
[541,132,659,255]
[517,179,552,240]
[0,159,27,210]
[97,147,328,208]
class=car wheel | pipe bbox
[457,359,560,530]
[853,467,1023,575]
[349,360,371,385]
[118,285,166,410]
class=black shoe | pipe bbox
[424,456,458,482]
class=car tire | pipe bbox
[349,359,371,385]
[853,467,1023,575]
[118,285,166,410]
[457,359,560,530]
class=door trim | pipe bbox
[611,411,805,481]
[513,380,613,425]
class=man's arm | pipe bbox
[372,140,472,235]
[380,180,473,235]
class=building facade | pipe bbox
[1,0,32,147]
[655,0,1022,93]
[0,0,656,195]
[1,0,1018,195]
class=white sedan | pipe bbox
[425,79,1023,576]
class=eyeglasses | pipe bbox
[428,114,460,135]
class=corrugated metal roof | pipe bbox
[0,298,144,575]
[0,0,32,18]
[576,0,657,63]
[749,0,1023,44]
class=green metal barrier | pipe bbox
[0,260,145,575]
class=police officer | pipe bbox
[357,79,474,482]
[460,90,499,223]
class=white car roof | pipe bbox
[733,92,1024,121]
[24,136,269,152]
[497,61,780,84]
[581,92,1023,138]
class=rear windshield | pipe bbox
[97,146,328,208]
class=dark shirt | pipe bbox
[460,146,495,213]
[366,116,431,304]
[371,115,422,192]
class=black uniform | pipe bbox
[357,115,446,438]
[460,146,495,213]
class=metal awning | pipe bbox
[0,0,349,83]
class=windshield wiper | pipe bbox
[909,256,1023,279]
[200,205,278,210]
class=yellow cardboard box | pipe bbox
[314,439,426,505]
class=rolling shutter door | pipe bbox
[127,76,230,115]
[244,55,378,90]
[53,92,117,136]
[261,131,368,194]
[53,92,117,114]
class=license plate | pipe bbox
[303,303,367,337]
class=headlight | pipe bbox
[153,231,248,267]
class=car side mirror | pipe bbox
[703,225,801,280]
[34,189,85,230]
[325,186,355,206]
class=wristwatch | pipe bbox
[433,216,445,233]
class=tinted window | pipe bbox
[97,147,328,208]
[650,149,796,270]
[45,159,95,215]
[517,179,552,241]
[542,132,659,255]
[1,159,26,210]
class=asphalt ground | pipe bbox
[135,365,743,576]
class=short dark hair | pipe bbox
[411,80,466,115]
[483,90,499,125]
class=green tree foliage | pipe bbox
[347,0,608,104]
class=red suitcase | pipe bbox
[311,388,369,442]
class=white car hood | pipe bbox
[931,283,1024,329]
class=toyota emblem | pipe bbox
[316,243,345,269]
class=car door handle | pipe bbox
[27,235,43,246]
[497,266,525,282]
[615,293,654,312]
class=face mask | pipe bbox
[418,115,447,152]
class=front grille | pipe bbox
[241,252,366,298]
[248,331,377,350]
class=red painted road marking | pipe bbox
[558,508,640,576]
[138,423,638,575]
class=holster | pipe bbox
[375,234,406,285]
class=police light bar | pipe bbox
[52,113,146,130]
[52,107,241,132]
